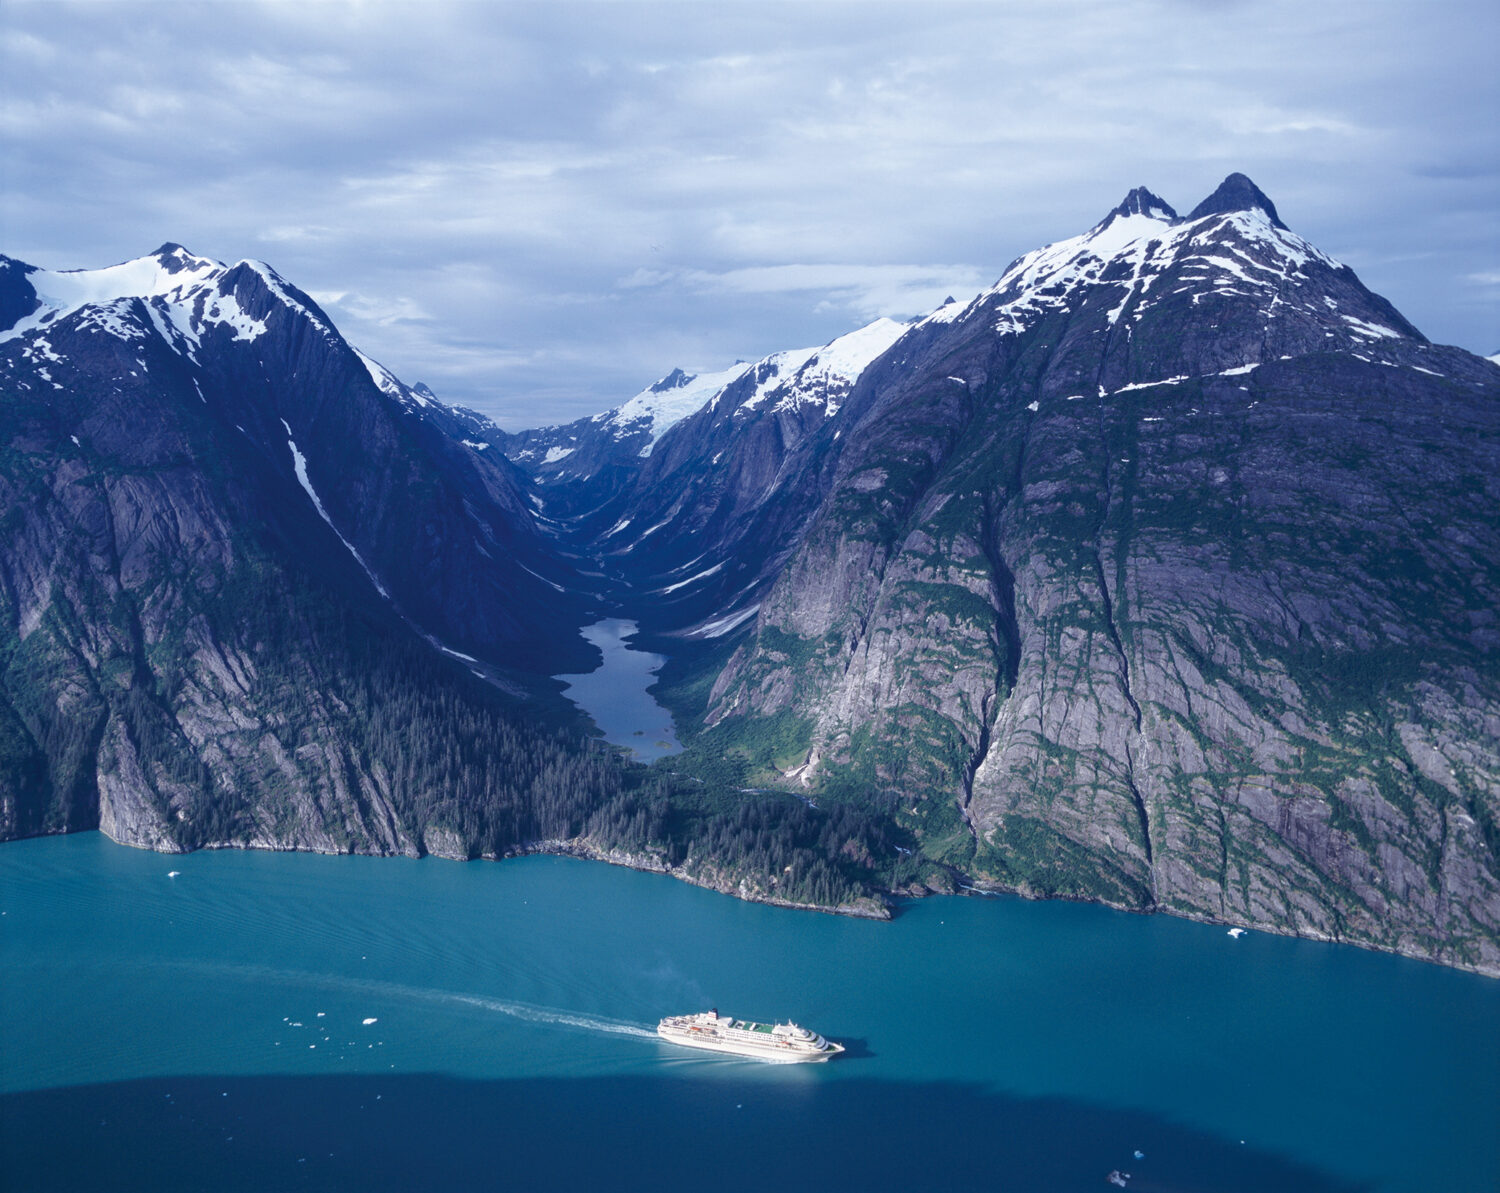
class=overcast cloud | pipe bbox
[2,1,1496,428]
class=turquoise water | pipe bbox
[556,618,682,761]
[2,834,1496,1192]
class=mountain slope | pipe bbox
[647,176,1500,974]
[508,317,909,638]
[501,361,753,496]
[0,245,609,850]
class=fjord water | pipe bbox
[3,834,1496,1193]
[556,618,682,761]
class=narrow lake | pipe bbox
[2,833,1496,1192]
[556,618,681,761]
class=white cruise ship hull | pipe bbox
[657,1013,844,1064]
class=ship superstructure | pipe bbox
[656,1010,844,1063]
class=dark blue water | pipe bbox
[2,834,1495,1192]
[556,618,681,761]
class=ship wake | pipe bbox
[449,994,656,1040]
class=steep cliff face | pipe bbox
[0,246,608,850]
[693,178,1500,973]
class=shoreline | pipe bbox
[8,824,1496,978]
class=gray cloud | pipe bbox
[2,0,1496,427]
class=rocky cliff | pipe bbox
[0,246,610,851]
[633,177,1500,974]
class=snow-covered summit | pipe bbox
[0,246,413,403]
[1186,172,1287,230]
[918,174,1413,354]
[0,245,225,343]
[734,316,908,419]
[605,361,754,454]
[502,316,910,481]
[1104,186,1177,223]
[0,244,346,356]
[584,315,908,457]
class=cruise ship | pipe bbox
[657,1010,844,1063]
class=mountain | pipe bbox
[0,244,618,853]
[5,174,1497,975]
[510,317,909,636]
[519,175,1500,974]
[499,362,753,498]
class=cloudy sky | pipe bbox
[3,1,1496,428]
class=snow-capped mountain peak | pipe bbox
[0,246,358,372]
[1186,171,1288,230]
[918,174,1416,362]
[1104,186,1178,224]
[736,316,909,419]
[649,367,694,393]
[608,361,754,455]
[0,245,225,344]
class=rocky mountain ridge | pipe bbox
[3,174,1497,976]
[0,243,609,850]
[696,177,1500,974]
[513,174,1500,975]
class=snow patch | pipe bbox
[198,289,267,342]
[657,560,726,595]
[281,419,389,599]
[517,561,567,594]
[355,349,407,399]
[1341,315,1400,339]
[690,604,760,639]
[1113,375,1188,393]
